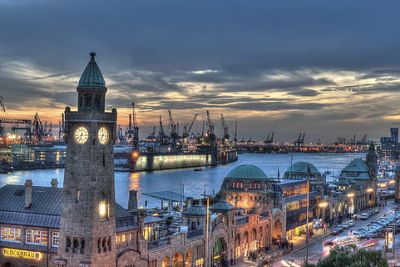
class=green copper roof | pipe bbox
[78,52,106,88]
[340,158,371,180]
[225,165,268,180]
[211,200,234,212]
[183,206,206,216]
[284,161,321,176]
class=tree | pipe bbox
[305,246,388,267]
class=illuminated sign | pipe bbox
[3,248,42,260]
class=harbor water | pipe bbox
[0,153,365,208]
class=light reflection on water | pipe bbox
[0,153,365,208]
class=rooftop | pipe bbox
[284,161,321,177]
[0,184,137,231]
[224,164,269,181]
[340,158,371,180]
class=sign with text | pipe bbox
[3,248,42,260]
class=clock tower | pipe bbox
[56,52,117,267]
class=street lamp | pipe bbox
[305,198,329,265]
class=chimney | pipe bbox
[25,180,33,209]
[128,190,138,213]
[51,178,58,188]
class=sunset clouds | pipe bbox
[1,0,400,141]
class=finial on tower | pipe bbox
[90,52,96,60]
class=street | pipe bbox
[272,201,398,267]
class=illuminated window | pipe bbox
[1,227,21,242]
[26,229,48,245]
[99,200,109,220]
[52,232,59,247]
[195,258,204,267]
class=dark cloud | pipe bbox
[2,0,400,140]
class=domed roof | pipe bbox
[225,165,268,181]
[78,52,106,88]
[284,161,321,176]
[340,158,370,180]
[211,200,234,212]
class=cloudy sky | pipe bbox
[1,0,400,142]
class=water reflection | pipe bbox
[129,172,140,191]
[0,153,365,208]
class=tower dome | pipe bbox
[225,164,268,181]
[78,52,106,88]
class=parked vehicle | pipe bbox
[360,213,369,220]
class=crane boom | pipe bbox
[0,96,5,112]
[220,113,229,140]
[187,114,198,134]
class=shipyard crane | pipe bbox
[117,125,125,144]
[294,133,305,146]
[131,102,139,150]
[0,96,5,113]
[158,115,167,144]
[168,110,177,138]
[183,114,198,138]
[234,121,238,144]
[220,114,229,142]
[33,113,44,141]
[206,110,216,143]
[265,132,275,146]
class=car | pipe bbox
[330,228,341,235]
[346,220,355,227]
[360,213,369,220]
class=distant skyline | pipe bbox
[1,0,400,142]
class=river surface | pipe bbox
[0,153,365,208]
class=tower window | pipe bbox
[85,95,92,107]
[103,153,106,167]
[99,200,109,220]
[66,237,71,252]
[95,95,101,108]
[75,190,80,202]
[98,238,101,253]
[73,238,78,253]
[107,236,112,251]
[102,237,107,252]
[80,239,85,254]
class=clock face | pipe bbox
[98,127,110,145]
[74,126,89,144]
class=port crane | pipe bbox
[182,114,198,138]
[234,121,238,144]
[265,132,275,146]
[206,110,216,143]
[294,133,305,146]
[168,110,178,139]
[131,102,139,150]
[220,113,229,142]
[0,96,5,113]
[158,115,167,144]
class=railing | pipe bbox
[187,229,203,239]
